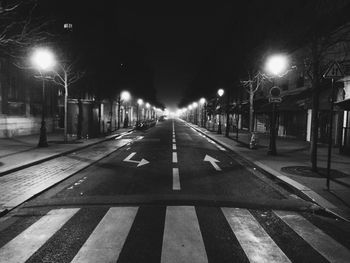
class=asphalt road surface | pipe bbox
[0,118,349,262]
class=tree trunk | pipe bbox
[225,89,231,137]
[310,39,321,172]
[77,98,83,140]
[249,84,254,132]
[117,97,121,129]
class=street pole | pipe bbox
[326,78,335,190]
[38,75,48,147]
[64,71,68,143]
[117,96,121,130]
[136,104,139,125]
[268,102,277,155]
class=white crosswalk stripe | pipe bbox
[161,206,208,263]
[274,210,350,263]
[0,206,349,263]
[0,208,79,263]
[222,208,291,263]
[71,207,138,263]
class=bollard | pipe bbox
[249,132,259,149]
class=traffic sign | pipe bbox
[323,62,344,79]
[269,97,282,103]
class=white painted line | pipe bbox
[71,207,138,263]
[172,152,178,163]
[0,208,79,263]
[161,206,207,263]
[172,139,176,143]
[123,152,149,167]
[172,168,181,190]
[172,144,177,150]
[204,155,222,171]
[274,210,350,263]
[222,208,291,263]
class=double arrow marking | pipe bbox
[123,152,149,167]
[204,154,221,171]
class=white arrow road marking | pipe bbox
[123,152,150,167]
[204,154,222,171]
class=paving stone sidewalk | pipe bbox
[0,129,134,215]
[0,136,133,215]
[0,129,132,175]
[186,121,350,221]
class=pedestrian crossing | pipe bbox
[0,206,349,263]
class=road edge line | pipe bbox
[184,121,350,222]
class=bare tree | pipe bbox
[304,22,350,171]
[241,71,265,132]
[50,61,84,142]
[0,0,52,56]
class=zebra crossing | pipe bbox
[0,206,349,263]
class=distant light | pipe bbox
[31,48,56,71]
[146,102,150,108]
[199,98,206,104]
[64,23,73,29]
[188,105,193,110]
[265,54,289,76]
[121,91,131,101]
[217,89,224,97]
[137,98,143,105]
[192,102,198,108]
[182,108,187,112]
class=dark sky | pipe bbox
[116,3,235,110]
[36,1,350,110]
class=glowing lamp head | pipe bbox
[31,48,56,71]
[265,54,289,76]
[192,102,198,108]
[121,91,131,101]
[199,98,206,104]
[137,98,143,105]
[217,89,224,97]
[145,102,150,108]
[188,105,193,110]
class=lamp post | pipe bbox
[31,48,56,147]
[121,91,131,128]
[265,54,289,155]
[192,102,198,124]
[188,105,193,123]
[217,88,224,134]
[145,102,150,120]
[199,97,206,127]
[137,98,143,125]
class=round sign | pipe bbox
[270,86,281,97]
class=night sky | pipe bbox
[35,0,350,110]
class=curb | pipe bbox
[0,129,134,177]
[185,121,350,222]
[0,129,136,217]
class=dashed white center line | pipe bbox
[172,120,181,190]
[172,168,180,190]
[172,152,178,163]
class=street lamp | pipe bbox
[145,102,150,120]
[120,90,131,128]
[31,48,56,147]
[137,98,143,125]
[265,54,288,155]
[199,97,206,127]
[192,102,198,124]
[217,89,224,134]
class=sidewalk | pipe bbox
[0,129,132,175]
[187,122,350,221]
[0,128,135,216]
